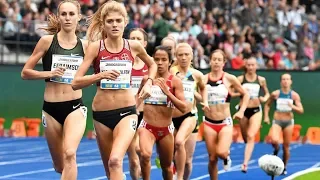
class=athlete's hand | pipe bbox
[139,79,152,100]
[233,110,244,121]
[264,116,270,125]
[51,67,66,78]
[154,78,170,95]
[99,70,120,81]
[287,101,294,108]
[200,102,210,112]
[259,96,267,103]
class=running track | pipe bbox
[0,138,319,180]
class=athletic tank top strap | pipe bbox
[166,74,174,93]
[242,74,259,84]
[124,39,131,51]
[42,34,84,82]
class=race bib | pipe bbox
[182,80,195,102]
[144,86,168,105]
[100,60,132,89]
[276,98,293,112]
[223,117,233,126]
[50,54,83,84]
[41,111,47,128]
[242,83,260,98]
[207,85,227,105]
[131,76,143,95]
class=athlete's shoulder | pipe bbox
[190,68,203,76]
[257,75,266,82]
[80,39,89,49]
[36,35,54,51]
[224,72,237,81]
[87,40,101,50]
[271,90,280,98]
[291,90,300,98]
[40,35,54,45]
[237,74,244,82]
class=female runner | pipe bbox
[137,45,187,180]
[21,1,87,179]
[71,1,157,179]
[202,49,249,179]
[233,57,270,172]
[264,73,304,175]
[170,43,207,180]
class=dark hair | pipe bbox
[129,28,148,41]
[153,45,173,67]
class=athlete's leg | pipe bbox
[61,107,87,180]
[282,123,294,173]
[42,111,64,174]
[109,115,138,179]
[93,120,113,179]
[174,116,197,180]
[239,116,248,143]
[270,123,282,155]
[139,128,156,180]
[158,133,175,180]
[184,133,197,180]
[242,112,262,172]
[127,133,141,180]
[216,126,233,171]
[203,125,218,180]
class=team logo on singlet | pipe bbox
[121,53,130,60]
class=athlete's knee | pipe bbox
[174,138,185,150]
[140,150,152,163]
[271,138,280,145]
[64,148,76,161]
[246,132,256,143]
[135,146,141,155]
[162,166,173,175]
[108,155,122,170]
[208,154,218,164]
[216,150,228,160]
[129,156,140,170]
[185,158,193,169]
[283,143,290,151]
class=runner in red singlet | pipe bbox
[71,1,157,179]
[127,28,149,180]
[137,46,187,180]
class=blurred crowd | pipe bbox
[0,0,320,70]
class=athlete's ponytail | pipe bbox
[86,3,107,42]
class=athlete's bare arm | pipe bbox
[21,35,57,80]
[72,41,120,90]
